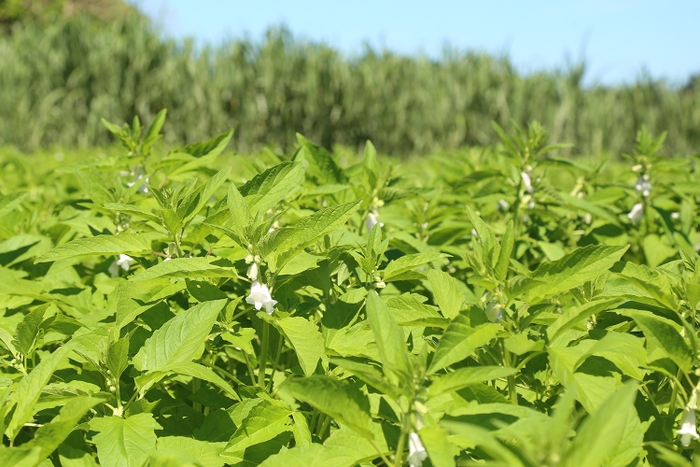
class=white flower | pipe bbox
[246,281,277,314]
[366,212,384,232]
[672,212,680,220]
[634,176,652,197]
[407,432,428,467]
[677,409,699,447]
[247,262,259,281]
[496,199,510,211]
[521,172,532,192]
[627,203,644,224]
[109,254,134,277]
[485,300,502,323]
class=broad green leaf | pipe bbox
[167,362,239,401]
[280,376,373,439]
[266,201,361,258]
[91,413,161,467]
[427,269,464,319]
[611,261,680,311]
[331,358,401,398]
[240,161,305,214]
[103,203,162,224]
[428,316,500,374]
[12,304,48,357]
[383,252,447,281]
[0,192,27,219]
[227,183,251,241]
[547,298,624,345]
[617,309,693,372]
[559,191,621,226]
[429,366,517,397]
[129,257,236,281]
[36,234,152,263]
[156,437,225,467]
[296,134,347,184]
[526,245,628,303]
[132,299,227,372]
[277,316,325,377]
[365,291,412,380]
[222,400,291,455]
[181,130,233,159]
[106,338,129,382]
[6,342,75,441]
[562,383,642,467]
[181,166,231,225]
[257,426,386,467]
[25,397,103,461]
[0,446,42,467]
[419,425,457,467]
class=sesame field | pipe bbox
[1,111,700,466]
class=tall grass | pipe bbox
[1,12,699,156]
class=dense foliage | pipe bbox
[1,12,700,155]
[1,113,700,466]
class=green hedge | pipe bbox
[1,12,699,155]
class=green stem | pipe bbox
[394,429,407,467]
[669,368,683,415]
[267,337,284,392]
[258,321,270,388]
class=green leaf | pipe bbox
[103,203,162,224]
[6,342,75,441]
[617,309,693,372]
[611,261,680,311]
[181,166,232,225]
[221,400,291,455]
[277,316,325,377]
[429,366,517,397]
[562,383,642,467]
[129,257,236,281]
[296,134,347,184]
[132,299,227,372]
[526,245,628,303]
[36,234,152,263]
[155,438,225,467]
[428,316,499,374]
[280,376,373,439]
[106,338,129,382]
[330,358,401,398]
[427,269,464,319]
[167,362,239,401]
[12,304,48,357]
[419,425,457,467]
[0,192,27,219]
[383,252,447,282]
[181,130,233,159]
[558,191,621,226]
[227,183,252,242]
[365,291,412,380]
[25,397,103,461]
[0,446,42,467]
[494,220,514,281]
[91,413,161,467]
[240,161,305,215]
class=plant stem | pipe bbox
[258,320,270,388]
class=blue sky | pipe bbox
[128,0,699,86]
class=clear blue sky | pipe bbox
[128,0,699,86]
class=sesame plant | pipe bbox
[1,111,700,466]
